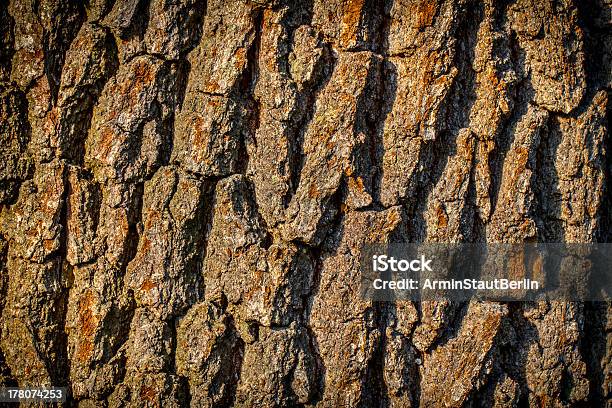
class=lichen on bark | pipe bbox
[0,0,611,406]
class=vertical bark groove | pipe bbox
[0,0,610,406]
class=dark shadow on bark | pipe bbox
[504,303,541,406]
[0,86,34,205]
[232,8,264,175]
[532,116,563,243]
[0,348,17,387]
[285,43,335,207]
[303,324,326,405]
[44,0,86,104]
[355,56,396,209]
[165,0,206,163]
[0,1,15,79]
[581,302,608,405]
[424,300,470,354]
[54,166,72,388]
[462,307,534,407]
[205,311,245,408]
[486,21,535,231]
[0,236,16,387]
[301,187,346,405]
[60,25,120,166]
[112,0,150,42]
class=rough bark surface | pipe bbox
[0,0,611,406]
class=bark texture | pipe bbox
[0,0,611,406]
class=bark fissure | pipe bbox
[0,0,610,406]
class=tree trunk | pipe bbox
[0,0,610,406]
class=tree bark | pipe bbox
[0,0,610,406]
